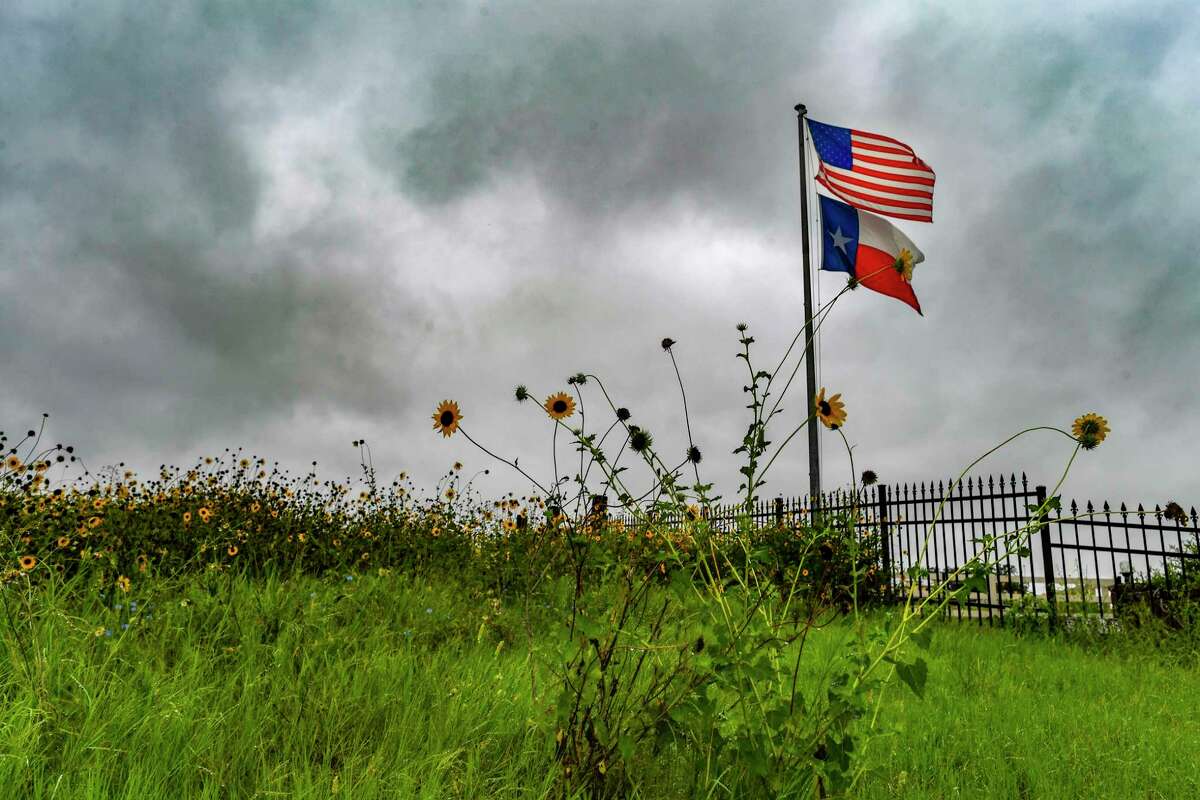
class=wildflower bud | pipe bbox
[861,470,878,486]
[735,322,748,332]
[514,385,529,402]
[629,428,653,453]
[616,407,631,422]
[660,337,676,351]
[687,445,702,464]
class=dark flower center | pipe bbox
[1081,420,1098,435]
[553,400,567,413]
[440,411,455,425]
[819,401,832,415]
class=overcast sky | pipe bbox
[2,0,1196,513]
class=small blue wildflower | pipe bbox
[121,623,129,631]
[114,604,122,611]
[403,629,413,638]
[104,629,112,637]
[344,575,354,582]
[130,601,138,612]
[309,591,316,598]
[425,607,433,615]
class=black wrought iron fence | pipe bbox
[614,473,1199,628]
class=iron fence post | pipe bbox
[877,484,893,602]
[1036,484,1058,631]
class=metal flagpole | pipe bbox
[794,103,821,509]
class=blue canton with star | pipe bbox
[818,194,859,275]
[807,119,853,169]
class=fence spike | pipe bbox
[1137,503,1145,521]
[1191,507,1199,527]
[988,474,995,491]
[1072,499,1080,514]
[1119,502,1128,518]
[1154,504,1162,521]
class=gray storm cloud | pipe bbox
[1,0,1195,511]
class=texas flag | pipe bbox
[818,194,924,315]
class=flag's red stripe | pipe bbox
[822,163,934,195]
[820,167,933,199]
[820,177,933,211]
[852,152,937,176]
[851,139,914,158]
[817,176,934,221]
[851,129,918,152]
[847,163,936,187]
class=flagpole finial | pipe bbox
[794,103,807,115]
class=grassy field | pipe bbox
[3,570,1198,799]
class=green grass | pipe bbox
[2,571,1199,799]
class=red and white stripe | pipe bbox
[815,130,935,223]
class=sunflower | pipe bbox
[445,488,456,501]
[5,455,22,471]
[227,545,238,557]
[182,511,192,525]
[89,516,102,528]
[198,507,212,522]
[117,575,131,593]
[1164,502,1188,525]
[18,555,36,571]
[685,504,702,522]
[893,248,916,282]
[1071,413,1109,450]
[543,392,575,420]
[137,554,149,572]
[250,502,260,513]
[432,400,463,438]
[57,536,70,548]
[814,388,847,430]
[239,458,250,469]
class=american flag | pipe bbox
[807,118,935,223]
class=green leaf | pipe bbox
[894,657,928,699]
[617,734,635,763]
[909,626,933,651]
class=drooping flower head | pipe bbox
[893,248,915,282]
[629,426,653,453]
[814,388,847,430]
[1071,413,1109,450]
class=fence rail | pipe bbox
[616,473,1200,628]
